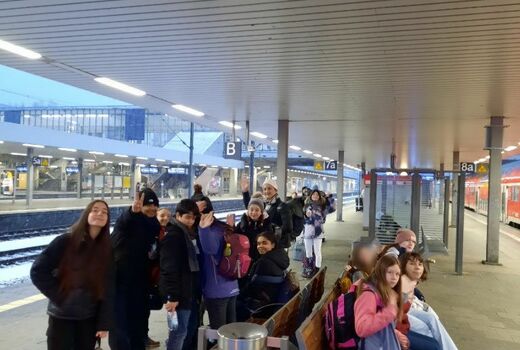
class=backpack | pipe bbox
[218,231,252,279]
[324,283,382,350]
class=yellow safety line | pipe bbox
[0,293,46,313]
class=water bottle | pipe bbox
[167,311,178,331]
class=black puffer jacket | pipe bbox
[30,233,114,330]
[159,221,201,309]
[236,213,272,261]
[242,248,290,305]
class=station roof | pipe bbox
[1,1,520,169]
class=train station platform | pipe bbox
[1,204,519,349]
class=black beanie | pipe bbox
[141,188,159,207]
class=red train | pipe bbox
[465,157,520,227]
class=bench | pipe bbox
[261,267,327,340]
[294,269,348,350]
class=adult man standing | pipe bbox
[110,189,161,350]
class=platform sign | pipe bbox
[224,142,242,160]
[476,163,489,174]
[314,161,324,171]
[325,161,338,171]
[141,167,159,175]
[168,167,187,174]
[460,162,475,173]
[65,167,79,174]
[16,165,28,173]
[32,157,41,166]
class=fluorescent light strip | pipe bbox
[289,145,301,151]
[94,77,146,97]
[58,147,77,152]
[250,132,267,139]
[172,104,204,117]
[63,157,76,160]
[219,121,242,129]
[272,140,279,144]
[22,143,44,148]
[102,161,113,164]
[171,160,182,164]
[115,154,128,158]
[38,155,53,159]
[83,159,96,162]
[89,151,104,155]
[303,150,313,154]
[313,154,322,158]
[0,39,42,59]
[155,159,165,162]
[0,141,4,144]
[10,152,26,156]
[136,156,148,160]
[323,157,330,161]
[118,162,130,166]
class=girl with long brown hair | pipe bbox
[354,254,403,350]
[31,200,113,350]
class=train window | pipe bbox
[512,187,519,202]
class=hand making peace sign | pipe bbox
[132,192,145,213]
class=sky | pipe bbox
[0,64,130,107]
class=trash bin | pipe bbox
[217,322,268,350]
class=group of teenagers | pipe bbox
[343,228,458,350]
[29,177,336,350]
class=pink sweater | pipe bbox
[354,289,398,337]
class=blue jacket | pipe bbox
[198,221,240,299]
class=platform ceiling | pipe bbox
[1,0,520,168]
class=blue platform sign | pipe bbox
[32,157,42,166]
[16,165,28,173]
[325,161,338,170]
[141,167,159,175]
[66,167,79,174]
[224,142,242,160]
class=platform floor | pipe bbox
[0,205,519,349]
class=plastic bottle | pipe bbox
[224,243,232,257]
[167,311,178,331]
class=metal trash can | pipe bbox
[217,322,268,350]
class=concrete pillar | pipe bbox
[229,168,238,196]
[484,116,505,265]
[60,161,67,192]
[77,158,83,199]
[26,147,34,207]
[276,119,289,200]
[337,150,344,222]
[450,151,460,227]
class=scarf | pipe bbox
[172,219,200,273]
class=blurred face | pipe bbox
[88,202,108,230]
[196,200,207,213]
[358,246,376,268]
[263,184,277,200]
[405,258,424,282]
[142,204,158,218]
[311,192,320,201]
[176,212,196,229]
[385,264,401,288]
[399,235,417,253]
[157,209,171,227]
[248,205,262,221]
[257,236,275,255]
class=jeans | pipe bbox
[167,299,200,350]
[408,330,441,350]
[205,296,237,330]
[409,309,458,350]
[46,316,96,350]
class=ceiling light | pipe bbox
[58,147,77,152]
[102,161,113,164]
[115,154,128,158]
[155,159,165,162]
[38,155,53,158]
[303,150,313,154]
[289,145,301,151]
[172,160,182,164]
[0,39,42,59]
[272,140,279,144]
[313,154,322,158]
[118,162,130,166]
[504,145,517,152]
[172,104,205,117]
[63,157,76,160]
[94,77,146,96]
[162,166,170,169]
[150,164,158,167]
[10,152,26,156]
[89,151,104,155]
[211,165,219,168]
[219,121,241,129]
[323,156,330,161]
[250,132,267,139]
[136,156,148,160]
[199,163,207,166]
[263,165,271,169]
[22,143,44,148]
[0,141,4,144]
[83,159,96,162]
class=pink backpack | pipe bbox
[218,229,251,279]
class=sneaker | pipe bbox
[145,337,160,348]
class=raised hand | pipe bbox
[226,213,235,227]
[240,176,249,193]
[199,212,215,228]
[132,192,144,213]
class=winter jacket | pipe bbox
[354,283,398,338]
[111,207,160,286]
[30,233,114,330]
[159,220,201,309]
[241,248,290,306]
[198,221,240,299]
[236,213,272,261]
[287,196,305,238]
[303,200,326,239]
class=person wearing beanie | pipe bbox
[110,189,161,350]
[240,176,293,249]
[395,229,417,253]
[235,197,272,262]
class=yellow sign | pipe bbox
[477,163,489,174]
[314,161,324,171]
[41,159,49,167]
[122,176,131,189]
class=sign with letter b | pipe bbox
[224,142,242,160]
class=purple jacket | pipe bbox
[198,222,240,299]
